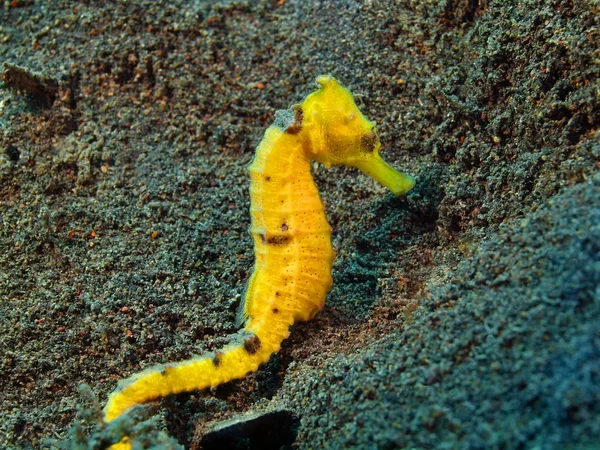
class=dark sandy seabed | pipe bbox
[0,0,598,449]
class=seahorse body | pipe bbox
[103,76,414,449]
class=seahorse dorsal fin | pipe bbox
[236,270,258,327]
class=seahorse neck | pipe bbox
[250,126,310,173]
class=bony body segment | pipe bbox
[103,75,414,449]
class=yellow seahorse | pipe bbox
[103,75,414,449]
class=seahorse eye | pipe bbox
[360,130,379,153]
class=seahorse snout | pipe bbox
[351,153,415,196]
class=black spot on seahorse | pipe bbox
[360,131,379,153]
[266,234,291,245]
[244,335,261,354]
[212,352,223,367]
[161,365,174,376]
[285,106,304,135]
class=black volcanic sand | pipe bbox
[0,1,598,449]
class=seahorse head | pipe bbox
[300,75,414,196]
